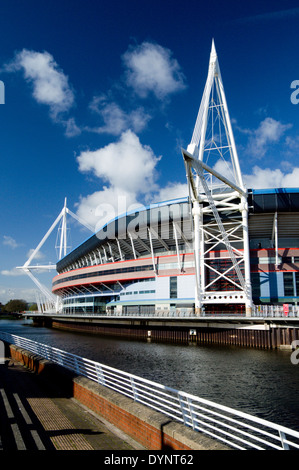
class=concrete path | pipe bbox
[0,357,143,451]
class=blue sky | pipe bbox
[1,0,299,303]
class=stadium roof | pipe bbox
[56,188,299,272]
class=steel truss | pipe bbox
[182,41,252,316]
[16,198,94,313]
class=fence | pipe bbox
[253,304,299,317]
[34,303,299,318]
[1,331,299,450]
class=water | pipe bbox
[1,318,299,431]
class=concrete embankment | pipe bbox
[4,342,230,451]
[48,317,299,350]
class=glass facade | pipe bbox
[283,272,299,299]
[170,276,177,299]
[251,272,261,299]
[284,272,295,297]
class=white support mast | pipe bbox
[17,198,94,313]
[182,41,253,316]
[58,197,68,260]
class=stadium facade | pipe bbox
[52,42,299,317]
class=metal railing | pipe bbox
[1,331,299,450]
[28,306,299,319]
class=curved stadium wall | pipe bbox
[52,189,299,315]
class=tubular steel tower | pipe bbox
[182,40,253,316]
[17,198,94,313]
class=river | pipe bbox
[1,318,299,431]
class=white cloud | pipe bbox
[285,135,299,150]
[235,7,299,24]
[155,182,188,202]
[0,285,37,303]
[76,131,161,229]
[77,130,161,194]
[122,41,186,99]
[87,95,150,135]
[243,165,299,189]
[76,186,142,231]
[3,41,185,139]
[3,235,21,249]
[246,117,292,158]
[213,159,238,184]
[5,49,75,130]
[1,267,26,276]
[76,181,188,233]
[75,130,188,230]
[63,117,81,137]
[201,157,299,191]
[26,248,45,261]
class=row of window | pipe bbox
[63,296,113,305]
[251,256,299,265]
[53,260,193,288]
[63,306,106,314]
[120,290,156,296]
[251,272,299,299]
[283,272,299,297]
[53,264,154,286]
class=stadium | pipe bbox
[32,41,299,318]
[52,189,299,317]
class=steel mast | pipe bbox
[182,40,253,316]
[17,198,94,313]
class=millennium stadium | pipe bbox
[21,42,299,319]
[51,187,299,318]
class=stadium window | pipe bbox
[296,272,299,297]
[170,276,177,299]
[251,273,261,299]
[283,272,294,297]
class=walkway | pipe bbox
[0,357,143,451]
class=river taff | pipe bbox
[1,318,299,432]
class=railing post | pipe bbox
[186,397,197,430]
[178,392,189,427]
[279,431,290,450]
[57,350,63,366]
[130,377,138,402]
[74,356,80,375]
[96,364,106,386]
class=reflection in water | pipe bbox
[1,319,299,430]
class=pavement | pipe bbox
[0,356,144,451]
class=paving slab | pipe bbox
[0,357,143,451]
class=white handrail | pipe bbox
[23,307,299,318]
[1,331,299,450]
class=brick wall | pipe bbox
[73,378,192,450]
[72,377,228,450]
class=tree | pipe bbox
[29,303,38,311]
[5,299,27,313]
